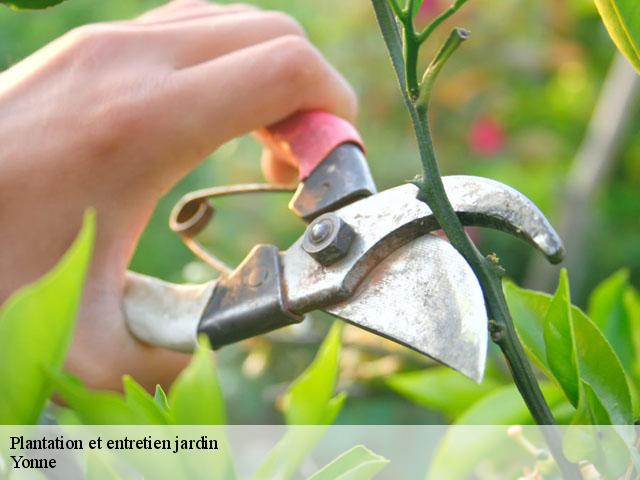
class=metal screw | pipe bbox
[302,212,355,265]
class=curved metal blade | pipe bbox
[124,271,215,352]
[284,176,564,316]
[441,176,565,263]
[323,234,488,382]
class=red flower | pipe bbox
[469,116,505,157]
[417,0,445,21]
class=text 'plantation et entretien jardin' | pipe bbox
[8,435,219,469]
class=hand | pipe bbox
[0,0,357,392]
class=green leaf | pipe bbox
[505,275,633,425]
[51,371,139,425]
[594,0,640,73]
[166,338,234,479]
[251,427,328,480]
[122,375,170,425]
[52,406,83,425]
[0,0,66,10]
[253,324,346,479]
[589,271,640,417]
[573,380,614,425]
[503,280,554,377]
[168,337,226,425]
[308,445,389,480]
[625,287,640,381]
[386,367,500,419]
[565,382,632,478]
[283,322,345,425]
[154,384,170,414]
[0,210,95,424]
[54,372,172,425]
[571,304,632,424]
[588,269,634,367]
[426,383,566,480]
[544,270,579,405]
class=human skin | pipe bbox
[0,0,357,392]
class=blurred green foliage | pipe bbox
[1,0,639,425]
[594,0,640,72]
[0,210,94,424]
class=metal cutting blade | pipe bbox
[324,234,487,382]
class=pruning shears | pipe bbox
[124,111,564,382]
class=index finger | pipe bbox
[167,35,358,168]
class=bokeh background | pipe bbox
[2,0,638,423]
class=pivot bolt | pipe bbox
[302,212,355,265]
[310,220,332,243]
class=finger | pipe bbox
[136,0,212,22]
[152,11,306,69]
[260,148,299,185]
[136,2,258,25]
[169,35,358,158]
[136,0,216,22]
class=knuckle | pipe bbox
[62,24,161,79]
[274,35,320,86]
[56,26,170,161]
[262,11,306,38]
[277,34,314,58]
[65,24,101,47]
[64,24,129,59]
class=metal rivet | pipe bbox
[302,213,355,265]
[310,220,332,243]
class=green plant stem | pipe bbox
[412,105,554,420]
[373,1,580,477]
[418,28,469,106]
[406,11,562,437]
[417,0,469,44]
[394,0,471,100]
[412,109,579,480]
[388,0,405,19]
[399,0,421,98]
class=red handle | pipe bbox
[259,111,365,181]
